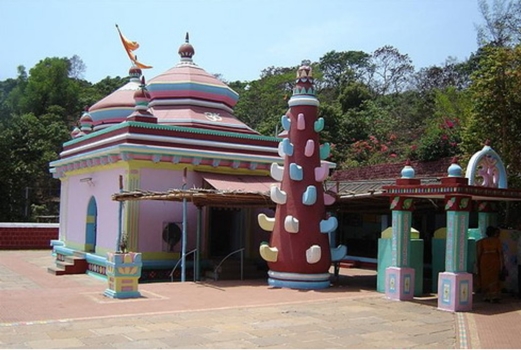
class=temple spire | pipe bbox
[178,32,195,63]
[127,76,157,123]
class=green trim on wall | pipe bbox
[64,121,280,147]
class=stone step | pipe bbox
[64,255,86,264]
[48,255,88,275]
[47,266,66,276]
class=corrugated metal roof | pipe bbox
[325,178,441,198]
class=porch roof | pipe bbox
[112,187,274,208]
[111,178,396,209]
[201,173,277,193]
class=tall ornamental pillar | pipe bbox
[438,160,473,312]
[385,161,418,301]
[257,61,345,289]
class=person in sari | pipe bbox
[477,226,504,303]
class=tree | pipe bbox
[0,112,69,221]
[476,0,521,47]
[20,57,81,123]
[464,44,521,188]
[0,55,97,221]
[68,54,87,80]
[318,50,372,89]
[1,65,28,118]
[369,45,414,95]
[413,57,476,93]
[232,66,296,135]
[338,81,372,112]
[415,88,470,162]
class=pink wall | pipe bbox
[63,168,123,251]
[137,168,203,253]
[61,164,270,258]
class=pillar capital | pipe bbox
[475,200,498,212]
[444,195,471,212]
[390,196,415,211]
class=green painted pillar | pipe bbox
[477,201,498,238]
[386,196,416,300]
[391,205,413,267]
[438,195,473,312]
[444,196,471,273]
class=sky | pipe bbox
[1,0,485,84]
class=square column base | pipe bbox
[438,272,473,312]
[385,267,415,301]
[104,288,141,299]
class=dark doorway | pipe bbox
[209,207,242,257]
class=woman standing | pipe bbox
[477,226,503,303]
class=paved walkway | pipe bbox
[0,250,520,348]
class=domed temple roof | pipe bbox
[84,33,256,135]
[88,66,142,130]
[51,32,282,181]
[147,33,254,134]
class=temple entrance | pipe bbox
[85,196,97,252]
[209,207,243,258]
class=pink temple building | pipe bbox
[49,34,283,281]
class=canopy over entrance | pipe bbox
[112,173,278,207]
[201,173,277,194]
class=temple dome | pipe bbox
[87,33,257,135]
[147,65,239,109]
[88,65,143,130]
[146,33,254,134]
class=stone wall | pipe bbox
[0,223,59,250]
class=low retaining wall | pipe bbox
[0,223,59,250]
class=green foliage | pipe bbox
[317,50,372,103]
[334,101,392,167]
[0,112,69,221]
[20,57,81,122]
[233,67,296,136]
[465,44,521,187]
[416,116,461,161]
[338,82,372,112]
[414,88,470,161]
[0,66,28,119]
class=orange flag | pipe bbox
[115,24,152,69]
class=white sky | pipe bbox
[0,0,484,83]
